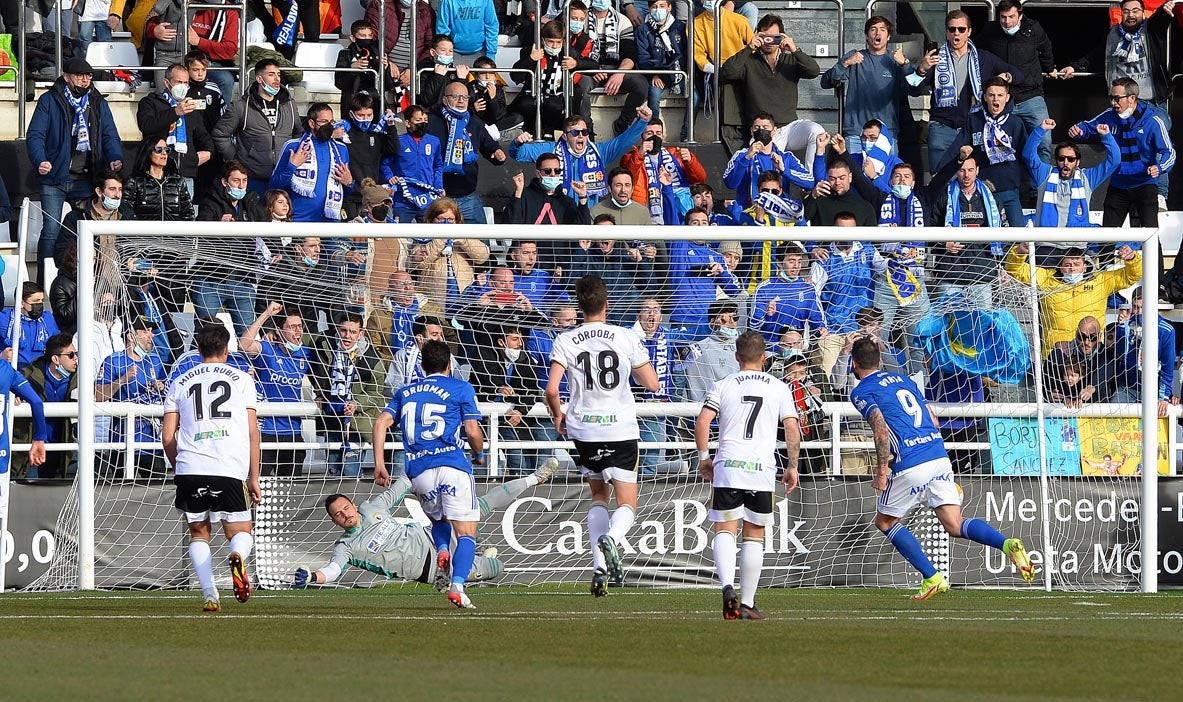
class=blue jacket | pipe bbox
[1024,126,1119,227]
[946,102,1029,191]
[668,240,741,328]
[635,18,688,74]
[382,132,445,210]
[514,267,569,309]
[812,242,880,334]
[26,79,123,187]
[1114,316,1176,401]
[821,50,911,137]
[270,136,354,222]
[749,275,826,342]
[722,145,815,208]
[436,0,499,57]
[0,310,61,368]
[1073,104,1175,190]
[510,118,648,205]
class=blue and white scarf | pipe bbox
[861,127,893,177]
[64,88,91,152]
[643,148,679,221]
[1038,169,1091,228]
[1114,26,1146,65]
[441,107,476,174]
[554,138,608,198]
[879,192,924,228]
[397,176,445,210]
[983,112,1015,165]
[934,40,982,109]
[273,1,300,47]
[290,133,346,221]
[756,191,805,224]
[161,90,189,154]
[944,179,1001,228]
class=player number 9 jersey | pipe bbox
[849,370,947,473]
[550,322,651,442]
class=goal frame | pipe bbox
[75,221,1163,592]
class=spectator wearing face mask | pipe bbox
[620,117,706,223]
[335,20,400,120]
[383,104,444,224]
[1,283,61,369]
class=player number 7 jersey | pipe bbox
[704,371,797,492]
[550,322,651,442]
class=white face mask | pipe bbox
[1118,106,1136,119]
[169,83,189,101]
[1062,272,1084,284]
[1002,24,1020,36]
[891,184,913,199]
[504,347,522,363]
[717,325,738,340]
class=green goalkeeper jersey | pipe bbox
[325,477,433,583]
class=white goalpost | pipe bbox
[34,220,1163,594]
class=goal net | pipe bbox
[20,222,1164,594]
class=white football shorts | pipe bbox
[877,457,961,518]
[411,466,480,522]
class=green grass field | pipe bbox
[2,586,1180,701]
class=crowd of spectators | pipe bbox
[5,0,1182,479]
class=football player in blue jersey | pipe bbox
[373,339,486,608]
[849,337,1035,599]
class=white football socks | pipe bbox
[712,531,737,589]
[229,531,254,561]
[739,538,765,608]
[188,539,217,600]
[607,504,635,543]
[588,502,610,571]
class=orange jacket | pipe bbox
[620,146,707,207]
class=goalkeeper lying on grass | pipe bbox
[292,458,559,591]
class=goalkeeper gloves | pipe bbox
[293,567,313,589]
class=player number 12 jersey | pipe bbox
[163,363,257,479]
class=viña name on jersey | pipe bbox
[704,371,797,492]
[550,322,651,442]
[849,370,947,473]
[163,363,257,479]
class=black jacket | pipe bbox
[193,186,265,283]
[977,16,1056,105]
[257,255,343,328]
[469,345,542,413]
[49,269,78,336]
[334,40,398,116]
[426,106,505,198]
[505,179,592,226]
[344,119,399,186]
[123,167,194,221]
[136,91,216,179]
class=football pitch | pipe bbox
[2,586,1179,701]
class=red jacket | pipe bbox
[620,146,707,207]
[190,8,240,63]
[366,0,435,67]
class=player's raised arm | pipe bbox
[247,407,262,505]
[372,410,396,486]
[694,405,718,480]
[544,359,566,436]
[781,416,801,493]
[464,418,485,466]
[866,408,893,492]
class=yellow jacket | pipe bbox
[1003,246,1142,356]
[693,9,754,71]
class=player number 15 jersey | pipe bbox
[550,322,651,442]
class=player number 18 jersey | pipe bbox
[550,322,651,442]
[704,371,797,492]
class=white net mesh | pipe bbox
[20,224,1160,593]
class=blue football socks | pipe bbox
[432,522,453,554]
[961,518,1006,550]
[451,535,477,586]
[885,523,938,579]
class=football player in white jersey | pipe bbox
[696,331,800,620]
[163,324,262,613]
[546,275,660,596]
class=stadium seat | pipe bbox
[293,41,345,95]
[86,41,143,94]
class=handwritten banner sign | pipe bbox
[1077,417,1169,476]
[988,417,1082,475]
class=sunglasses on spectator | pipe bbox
[539,167,563,175]
[1077,333,1099,343]
[151,146,169,154]
[565,128,590,136]
[759,188,782,195]
[57,351,79,359]
[1056,155,1079,163]
[946,25,969,33]
[1109,93,1131,103]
